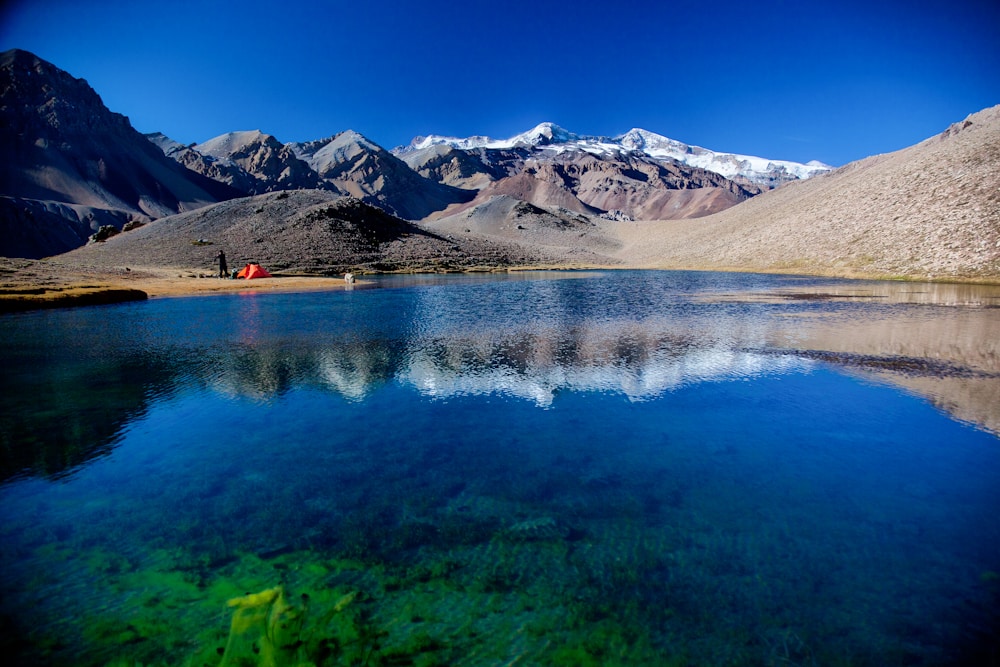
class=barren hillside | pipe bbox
[612,105,1000,281]
[58,190,555,275]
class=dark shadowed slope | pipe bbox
[0,49,240,258]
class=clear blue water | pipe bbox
[1,270,998,666]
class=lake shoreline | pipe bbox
[2,257,999,313]
[0,259,363,312]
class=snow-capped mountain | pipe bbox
[406,123,621,154]
[401,122,831,188]
[618,128,831,185]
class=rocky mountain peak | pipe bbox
[289,130,386,177]
[188,129,320,193]
[195,130,273,158]
[1,49,243,258]
[1,48,131,141]
[512,122,578,146]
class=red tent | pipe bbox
[237,263,272,279]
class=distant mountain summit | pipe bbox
[401,122,831,189]
[287,130,474,220]
[406,122,591,151]
[0,49,239,258]
[148,127,474,221]
[397,122,765,221]
[193,130,321,192]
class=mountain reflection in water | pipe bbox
[2,271,998,481]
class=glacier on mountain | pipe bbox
[401,122,831,188]
[408,122,584,151]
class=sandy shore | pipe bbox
[0,259,359,312]
[3,253,998,314]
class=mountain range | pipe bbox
[399,122,830,188]
[2,48,997,284]
[1,48,828,259]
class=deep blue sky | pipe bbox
[2,0,998,166]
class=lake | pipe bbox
[1,270,998,666]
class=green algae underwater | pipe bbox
[2,271,1000,666]
[57,537,674,667]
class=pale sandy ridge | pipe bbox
[611,105,1000,281]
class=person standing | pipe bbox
[217,250,228,278]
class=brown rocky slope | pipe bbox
[410,142,760,223]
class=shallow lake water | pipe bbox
[1,270,998,666]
